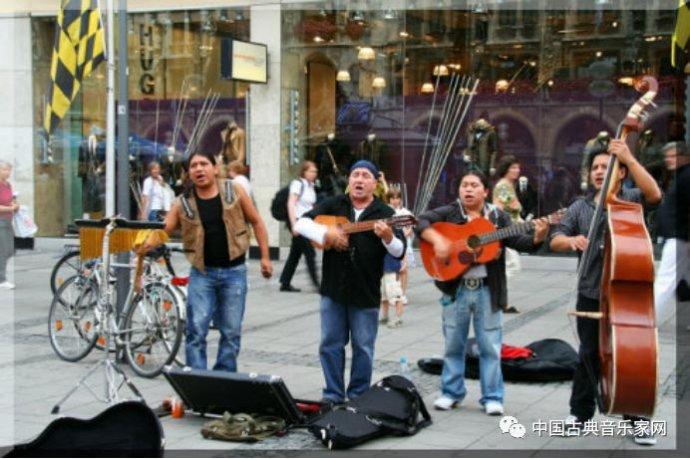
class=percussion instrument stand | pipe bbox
[52,218,144,414]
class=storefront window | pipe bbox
[32,8,250,234]
[282,4,683,244]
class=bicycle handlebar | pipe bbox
[74,218,165,230]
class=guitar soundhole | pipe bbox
[467,235,481,250]
[458,251,474,264]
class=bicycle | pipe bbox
[48,219,184,378]
[50,240,184,297]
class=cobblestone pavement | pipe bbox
[0,238,684,455]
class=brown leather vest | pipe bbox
[179,179,249,273]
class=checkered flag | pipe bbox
[672,0,690,67]
[43,0,105,137]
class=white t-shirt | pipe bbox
[290,178,316,218]
[142,176,165,211]
[233,175,252,196]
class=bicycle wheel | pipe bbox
[50,250,82,295]
[123,282,183,378]
[48,276,99,362]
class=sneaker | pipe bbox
[402,295,409,305]
[388,318,402,329]
[279,284,301,292]
[564,415,585,436]
[433,396,459,411]
[379,316,389,325]
[484,401,504,416]
[0,281,14,290]
[632,425,657,446]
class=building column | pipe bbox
[0,12,29,446]
[0,14,34,220]
[249,3,281,256]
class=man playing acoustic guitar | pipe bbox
[294,160,407,405]
[417,170,549,415]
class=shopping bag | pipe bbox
[12,206,37,238]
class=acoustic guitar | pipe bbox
[419,209,565,281]
[312,214,417,250]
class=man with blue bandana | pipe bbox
[295,160,407,404]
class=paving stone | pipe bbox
[4,239,681,454]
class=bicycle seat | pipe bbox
[144,245,169,260]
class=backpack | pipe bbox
[308,375,431,449]
[270,180,305,222]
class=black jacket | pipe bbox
[415,201,540,312]
[657,163,690,241]
[304,195,406,308]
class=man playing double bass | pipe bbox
[550,138,662,445]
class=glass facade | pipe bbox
[281,4,685,243]
[28,3,687,243]
[31,8,250,235]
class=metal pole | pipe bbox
[116,0,130,322]
[105,0,116,216]
[686,75,689,145]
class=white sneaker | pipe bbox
[484,401,504,416]
[0,281,14,290]
[433,396,458,411]
[564,415,584,436]
[402,296,409,305]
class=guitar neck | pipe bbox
[342,219,385,234]
[477,220,536,245]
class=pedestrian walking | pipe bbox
[0,161,18,290]
[279,160,319,292]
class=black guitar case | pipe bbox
[417,338,578,383]
[6,401,164,457]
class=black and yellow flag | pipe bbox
[43,0,105,137]
[672,0,690,67]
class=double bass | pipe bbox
[577,76,659,417]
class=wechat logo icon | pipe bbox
[500,415,526,439]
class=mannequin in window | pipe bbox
[219,119,246,166]
[315,132,351,198]
[516,175,538,221]
[78,132,104,218]
[356,132,389,173]
[463,118,498,178]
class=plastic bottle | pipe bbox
[399,356,411,379]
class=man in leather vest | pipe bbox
[165,151,272,372]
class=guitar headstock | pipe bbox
[389,215,418,228]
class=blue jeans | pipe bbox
[319,296,379,403]
[186,265,247,372]
[440,284,503,405]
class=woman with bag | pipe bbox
[492,155,523,313]
[0,161,18,289]
[278,161,319,292]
